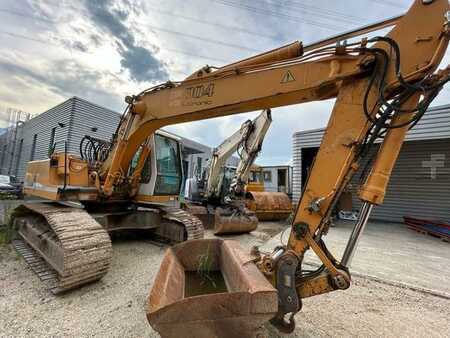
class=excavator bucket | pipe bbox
[246,191,292,221]
[214,206,258,235]
[147,239,278,338]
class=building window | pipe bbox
[250,171,262,183]
[263,171,272,182]
[30,134,37,161]
[49,127,56,155]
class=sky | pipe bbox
[1,0,450,165]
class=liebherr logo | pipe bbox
[422,154,445,179]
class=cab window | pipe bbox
[128,145,152,184]
[154,135,182,195]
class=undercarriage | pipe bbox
[11,201,204,293]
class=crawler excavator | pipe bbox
[11,129,204,293]
[10,0,450,334]
[185,108,289,234]
[139,1,450,337]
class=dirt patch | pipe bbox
[1,223,449,337]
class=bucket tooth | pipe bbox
[147,239,278,338]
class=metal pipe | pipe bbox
[271,247,285,262]
[340,202,374,267]
[303,14,403,53]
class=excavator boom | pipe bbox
[205,109,272,200]
[185,109,273,234]
[145,1,450,336]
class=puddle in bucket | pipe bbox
[185,271,228,297]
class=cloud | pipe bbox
[59,39,90,53]
[83,0,168,82]
[0,51,125,113]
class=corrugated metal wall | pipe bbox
[350,139,450,222]
[0,99,73,179]
[292,105,450,223]
[68,97,121,154]
[292,129,324,203]
[0,97,122,181]
[0,97,220,182]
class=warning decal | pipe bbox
[281,70,295,83]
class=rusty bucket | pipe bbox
[214,206,258,235]
[147,239,278,338]
[246,192,292,221]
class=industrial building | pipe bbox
[292,104,450,223]
[0,97,236,183]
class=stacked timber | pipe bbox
[404,216,450,242]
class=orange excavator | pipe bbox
[143,1,450,337]
[10,0,450,335]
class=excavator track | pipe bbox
[12,203,112,294]
[158,206,204,243]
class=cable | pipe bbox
[355,35,450,161]
[163,48,228,63]
[0,30,60,47]
[0,8,56,24]
[370,0,405,9]
[80,135,111,165]
[0,6,261,54]
[141,23,262,53]
[145,3,278,40]
[0,29,227,65]
[282,0,366,22]
[264,0,363,25]
[210,0,346,31]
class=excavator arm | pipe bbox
[96,0,450,335]
[205,109,272,200]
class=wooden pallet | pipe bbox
[406,224,450,243]
[404,216,450,231]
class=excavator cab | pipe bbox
[133,131,184,202]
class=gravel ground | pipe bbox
[1,222,449,338]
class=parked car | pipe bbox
[0,175,23,199]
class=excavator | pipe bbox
[12,129,205,293]
[9,0,450,334]
[184,108,289,234]
[140,1,450,337]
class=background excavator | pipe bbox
[184,108,290,234]
[138,1,449,337]
[9,0,450,335]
